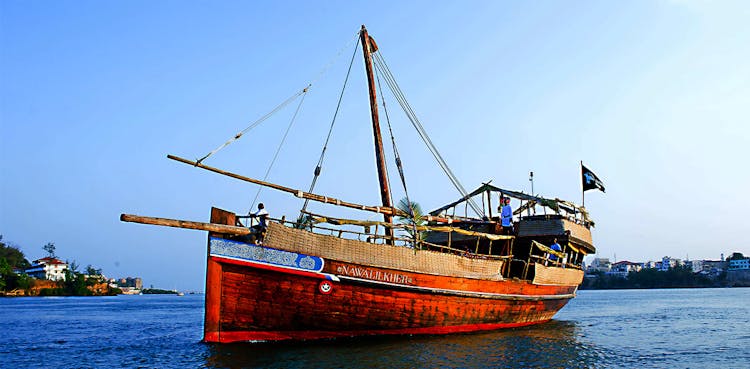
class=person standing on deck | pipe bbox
[500,197,513,234]
[249,203,269,243]
[549,238,562,262]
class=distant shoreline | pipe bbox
[0,284,202,297]
[1,291,205,298]
[580,284,749,291]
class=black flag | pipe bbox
[581,164,605,193]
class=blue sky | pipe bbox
[2,1,748,291]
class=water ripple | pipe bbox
[1,288,749,368]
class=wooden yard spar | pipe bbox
[166,154,405,218]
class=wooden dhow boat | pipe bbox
[121,26,596,343]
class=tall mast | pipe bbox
[360,25,394,242]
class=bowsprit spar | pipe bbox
[121,25,596,343]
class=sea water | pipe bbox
[1,288,748,368]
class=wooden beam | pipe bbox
[167,154,406,218]
[120,213,252,235]
[165,155,470,225]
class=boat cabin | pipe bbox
[423,183,595,281]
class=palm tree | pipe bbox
[396,197,427,248]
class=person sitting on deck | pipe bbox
[549,238,562,262]
[249,203,269,243]
[500,197,513,234]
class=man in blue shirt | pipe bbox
[500,197,513,233]
[549,238,562,262]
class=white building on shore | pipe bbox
[657,256,682,271]
[609,261,643,277]
[587,258,611,273]
[25,257,69,281]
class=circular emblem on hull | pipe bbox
[318,280,333,294]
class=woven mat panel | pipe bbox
[265,222,503,280]
[563,219,593,245]
[532,263,584,286]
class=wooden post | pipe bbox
[487,189,492,219]
[581,160,585,208]
[505,238,515,277]
[203,207,234,342]
[360,25,393,243]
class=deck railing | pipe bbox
[237,213,580,280]
[237,214,512,260]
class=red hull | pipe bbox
[205,255,574,343]
[203,208,578,343]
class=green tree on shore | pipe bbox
[1,257,32,292]
[0,237,113,296]
[85,265,102,275]
[0,258,8,290]
[1,236,32,292]
[582,265,717,289]
[1,235,31,269]
[727,252,745,261]
[43,242,56,258]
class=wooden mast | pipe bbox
[361,25,394,242]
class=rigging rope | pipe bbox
[248,91,308,213]
[371,51,484,217]
[373,64,405,207]
[307,32,361,91]
[195,86,309,165]
[300,34,361,216]
[374,62,421,246]
[372,63,394,213]
[375,67,394,211]
[194,32,360,166]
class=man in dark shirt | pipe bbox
[249,203,269,244]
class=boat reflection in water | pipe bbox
[203,320,610,368]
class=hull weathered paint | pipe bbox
[211,261,572,342]
[203,208,579,343]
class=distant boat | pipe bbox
[122,25,596,343]
[177,292,185,296]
